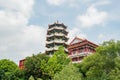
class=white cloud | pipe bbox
[77,6,108,27]
[46,0,86,7]
[0,0,34,32]
[93,0,111,6]
[97,33,120,44]
[98,34,105,39]
[47,0,65,6]
[0,11,27,31]
[0,25,46,63]
[46,0,111,8]
[0,0,34,17]
[0,0,47,64]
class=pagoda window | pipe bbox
[91,49,93,52]
[76,49,79,53]
[89,48,92,52]
[72,50,76,54]
[91,48,95,52]
[83,48,86,52]
[88,48,91,52]
[85,46,87,52]
[72,58,74,61]
[79,57,83,61]
[80,48,83,53]
[87,48,89,52]
[78,57,80,61]
[78,49,80,53]
[69,52,72,55]
[72,58,77,61]
[75,58,78,61]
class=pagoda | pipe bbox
[46,21,69,55]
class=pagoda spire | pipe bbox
[57,20,59,24]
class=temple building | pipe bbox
[19,59,25,69]
[18,21,98,69]
[68,37,98,63]
[46,21,69,55]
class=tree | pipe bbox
[14,68,25,80]
[109,68,120,80]
[108,57,120,80]
[0,69,5,79]
[79,53,108,80]
[45,46,70,79]
[29,75,35,80]
[24,53,50,80]
[96,40,120,74]
[0,59,18,72]
[96,40,120,58]
[53,64,82,80]
[0,59,19,80]
[77,40,120,80]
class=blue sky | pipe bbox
[0,0,120,64]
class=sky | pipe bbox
[0,0,120,64]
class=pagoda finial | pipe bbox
[57,20,59,24]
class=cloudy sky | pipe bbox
[0,0,120,64]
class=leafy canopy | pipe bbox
[46,46,70,78]
[24,53,50,79]
[53,64,82,80]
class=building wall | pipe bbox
[19,59,25,69]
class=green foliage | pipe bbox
[53,64,82,80]
[1,40,120,80]
[108,57,120,80]
[77,40,120,80]
[46,46,70,78]
[114,57,120,69]
[96,40,120,73]
[109,68,120,80]
[0,59,19,80]
[96,40,120,58]
[81,53,104,73]
[37,78,43,80]
[0,59,18,72]
[29,75,35,80]
[14,68,25,79]
[24,53,50,80]
[0,69,5,79]
[79,53,109,80]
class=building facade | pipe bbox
[68,37,98,63]
[46,21,69,55]
[19,59,25,69]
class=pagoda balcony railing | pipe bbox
[68,52,91,58]
[54,39,65,43]
[65,48,68,52]
[46,39,66,44]
[46,41,54,44]
[48,26,64,31]
[54,33,65,36]
[46,46,68,51]
[47,33,67,37]
[46,46,59,51]
[53,47,68,52]
[65,42,69,45]
[47,34,54,37]
[46,48,54,51]
[53,46,59,50]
